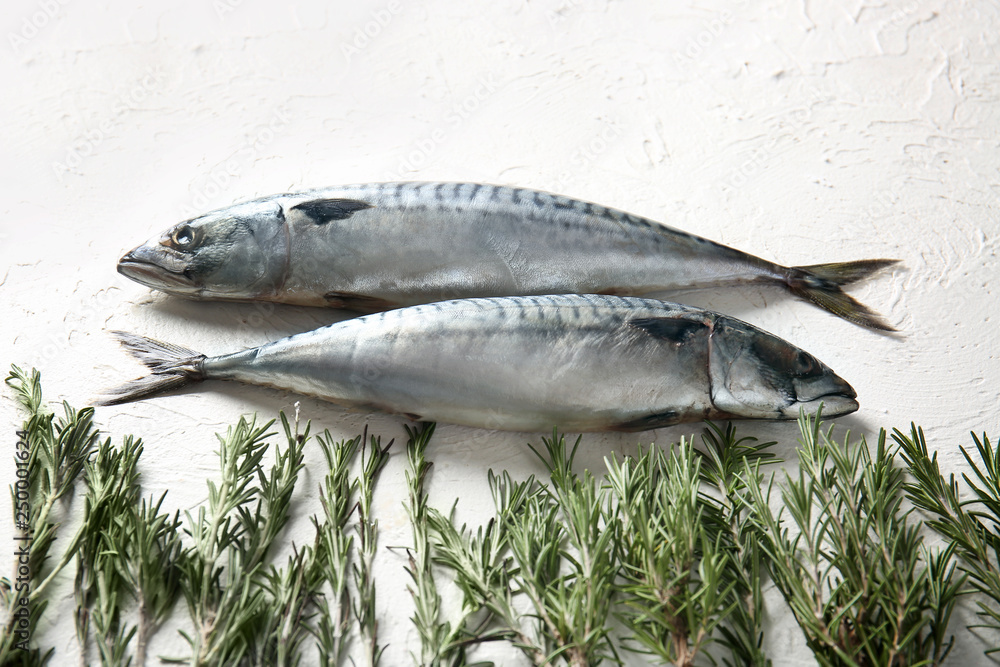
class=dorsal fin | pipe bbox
[291,198,374,224]
[628,317,706,344]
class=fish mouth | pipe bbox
[789,374,859,417]
[792,393,860,418]
[117,248,199,294]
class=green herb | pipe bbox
[8,364,995,666]
[436,431,621,667]
[746,410,963,667]
[311,430,361,666]
[2,366,100,666]
[895,424,1000,653]
[74,436,142,667]
[176,412,306,666]
[352,427,392,667]
[429,427,779,667]
[245,410,323,667]
[426,469,538,664]
[698,421,777,667]
[404,422,448,665]
[404,422,496,667]
[607,436,733,666]
[515,432,619,667]
[125,492,183,667]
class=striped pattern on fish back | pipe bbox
[309,294,711,344]
[287,182,732,252]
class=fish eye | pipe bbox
[792,350,818,376]
[171,225,195,249]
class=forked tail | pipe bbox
[786,259,899,331]
[94,331,206,405]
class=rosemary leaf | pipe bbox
[311,430,361,666]
[177,416,278,667]
[605,437,733,667]
[896,424,1000,655]
[352,427,392,667]
[698,421,777,667]
[748,410,963,667]
[2,365,99,666]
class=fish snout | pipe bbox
[789,371,859,417]
[117,243,198,291]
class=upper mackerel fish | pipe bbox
[118,182,897,329]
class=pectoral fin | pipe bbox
[628,317,707,344]
[610,410,681,432]
[323,291,397,312]
[291,198,374,224]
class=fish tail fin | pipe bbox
[94,331,207,406]
[786,259,900,331]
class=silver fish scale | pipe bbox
[202,294,716,431]
[296,182,701,245]
[340,293,703,335]
[271,182,766,308]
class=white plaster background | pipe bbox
[1,0,998,664]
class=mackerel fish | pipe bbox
[118,182,897,330]
[97,294,858,432]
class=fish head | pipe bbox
[118,200,288,300]
[708,317,858,420]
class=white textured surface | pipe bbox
[1,0,998,663]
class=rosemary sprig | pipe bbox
[177,412,306,666]
[746,410,963,667]
[895,424,1000,653]
[74,436,143,667]
[403,422,493,667]
[352,427,392,667]
[508,431,619,667]
[698,422,777,667]
[605,437,733,666]
[2,365,100,666]
[404,422,449,665]
[426,469,539,663]
[252,543,325,666]
[427,430,623,666]
[125,493,183,667]
[312,430,361,666]
[244,411,322,667]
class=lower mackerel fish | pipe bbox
[98,295,859,432]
